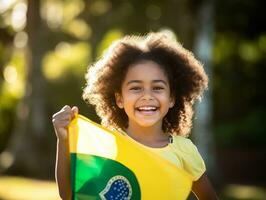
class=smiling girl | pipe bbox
[52,32,218,199]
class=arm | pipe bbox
[55,138,71,200]
[192,173,218,200]
[53,105,78,200]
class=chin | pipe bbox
[136,121,159,128]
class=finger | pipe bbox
[60,121,72,127]
[62,105,71,112]
[59,115,72,121]
[54,119,71,128]
[53,111,72,121]
[72,106,79,114]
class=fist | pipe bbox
[52,105,79,140]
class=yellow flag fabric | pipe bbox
[68,114,193,200]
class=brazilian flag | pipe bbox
[68,115,193,200]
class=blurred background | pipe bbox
[0,0,265,199]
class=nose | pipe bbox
[140,89,154,100]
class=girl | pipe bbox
[52,32,218,199]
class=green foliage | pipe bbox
[215,109,266,147]
[0,0,266,168]
[0,95,17,152]
[96,29,124,58]
[42,41,91,80]
[0,50,26,152]
[42,41,100,123]
[212,31,266,146]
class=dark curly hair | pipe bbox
[83,32,208,136]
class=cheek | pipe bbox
[123,104,135,118]
[123,92,137,101]
[159,95,174,107]
[123,95,140,114]
[157,94,170,101]
[123,97,135,110]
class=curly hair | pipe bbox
[83,32,208,136]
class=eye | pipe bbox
[153,86,164,91]
[129,86,142,91]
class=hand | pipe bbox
[52,105,79,141]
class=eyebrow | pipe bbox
[126,80,168,86]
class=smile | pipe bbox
[136,106,158,112]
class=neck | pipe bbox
[126,121,168,145]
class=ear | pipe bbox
[115,93,124,109]
[169,96,175,108]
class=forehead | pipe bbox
[124,60,168,81]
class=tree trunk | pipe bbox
[192,0,220,185]
[1,0,52,179]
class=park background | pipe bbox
[0,0,265,199]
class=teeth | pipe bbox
[137,106,157,111]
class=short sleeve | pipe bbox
[172,136,206,181]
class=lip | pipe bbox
[135,106,159,116]
[135,105,158,110]
[136,106,157,110]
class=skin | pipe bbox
[52,105,78,200]
[192,173,219,199]
[52,60,218,199]
[115,60,175,147]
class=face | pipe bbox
[115,60,175,129]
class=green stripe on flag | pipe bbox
[71,153,141,200]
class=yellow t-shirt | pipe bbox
[129,135,206,181]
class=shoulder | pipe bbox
[171,135,197,153]
[171,135,206,181]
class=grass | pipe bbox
[220,184,266,200]
[0,176,61,200]
[0,176,265,200]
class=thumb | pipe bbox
[71,106,79,118]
